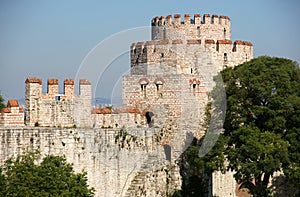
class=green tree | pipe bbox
[0,94,5,111]
[0,150,95,196]
[222,56,300,196]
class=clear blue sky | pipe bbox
[0,0,299,102]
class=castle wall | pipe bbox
[93,112,144,128]
[0,127,181,197]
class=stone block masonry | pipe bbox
[0,100,24,126]
[0,13,259,197]
[0,127,182,197]
[25,78,93,128]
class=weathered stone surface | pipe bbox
[0,13,260,197]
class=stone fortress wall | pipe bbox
[23,77,144,130]
[0,13,265,197]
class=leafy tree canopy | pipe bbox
[173,56,300,197]
[0,150,95,197]
[222,56,300,196]
[0,94,5,111]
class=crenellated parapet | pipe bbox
[25,77,92,127]
[130,38,253,74]
[151,13,231,41]
[151,14,230,27]
[25,78,89,101]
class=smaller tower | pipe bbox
[25,77,42,126]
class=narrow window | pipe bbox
[145,111,154,127]
[156,84,163,91]
[191,68,193,74]
[197,26,200,37]
[223,28,226,39]
[161,53,164,58]
[163,28,166,40]
[224,53,228,61]
[141,84,147,98]
[156,83,163,98]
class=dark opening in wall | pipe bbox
[156,84,163,91]
[161,53,164,58]
[163,144,171,162]
[141,84,147,98]
[145,111,154,127]
[224,53,228,61]
[223,28,227,39]
[55,96,60,101]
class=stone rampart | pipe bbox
[0,127,181,197]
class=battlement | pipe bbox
[0,100,24,126]
[130,38,253,74]
[152,13,230,26]
[25,77,91,99]
[25,77,92,127]
[131,39,252,53]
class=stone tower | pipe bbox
[122,13,253,197]
[123,13,253,122]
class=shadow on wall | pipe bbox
[145,111,154,127]
[163,144,171,162]
[271,174,299,197]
